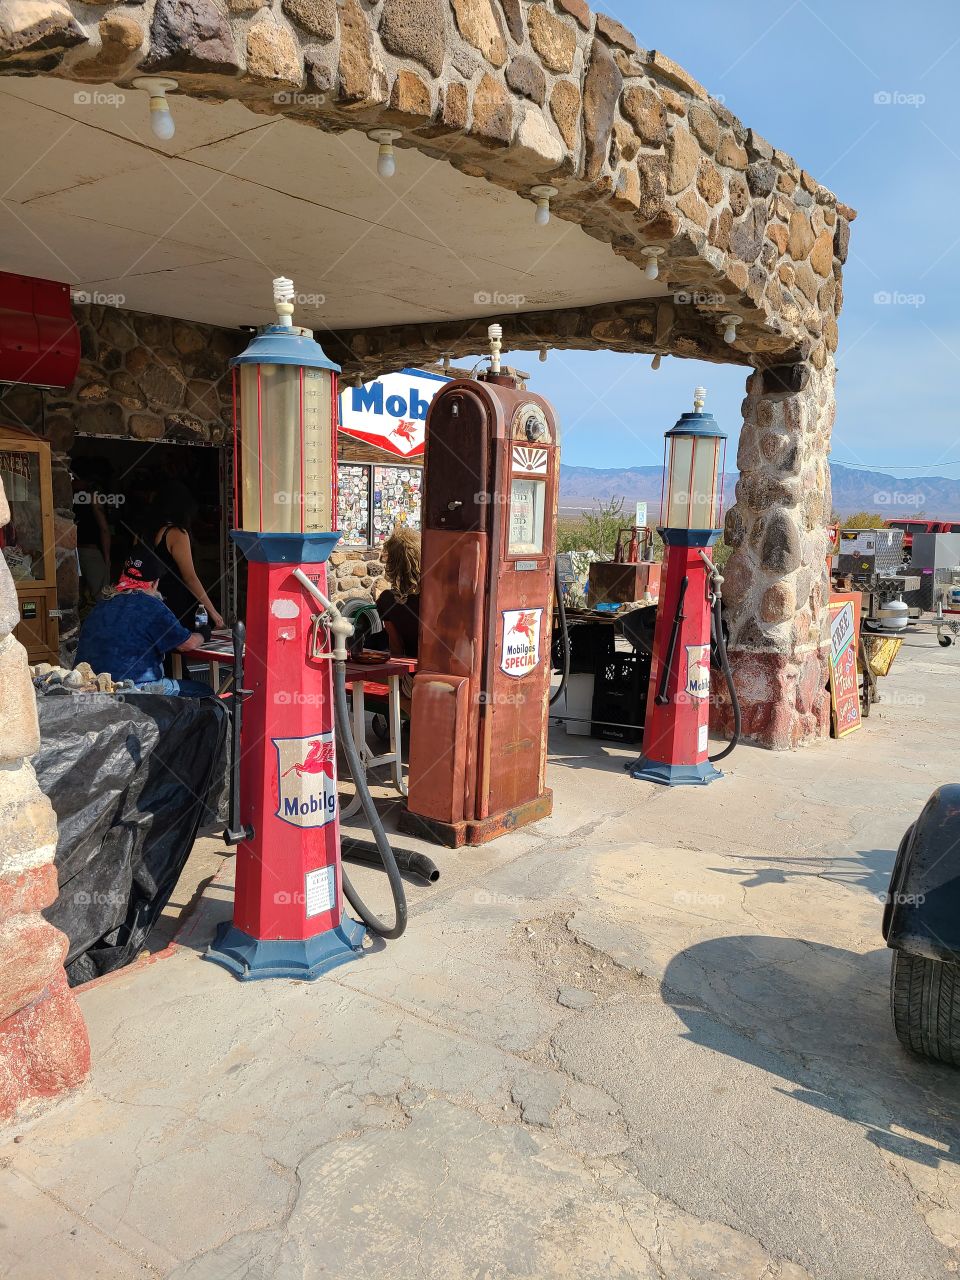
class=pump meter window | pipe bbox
[509,477,546,555]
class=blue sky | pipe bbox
[505,1,957,476]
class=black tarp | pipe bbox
[34,691,230,985]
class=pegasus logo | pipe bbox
[274,733,338,828]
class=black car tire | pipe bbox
[371,713,389,742]
[890,950,960,1066]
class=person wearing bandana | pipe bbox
[73,547,214,697]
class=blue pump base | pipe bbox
[204,916,366,981]
[629,757,723,787]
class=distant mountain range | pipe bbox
[559,462,960,521]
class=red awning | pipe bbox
[0,272,80,389]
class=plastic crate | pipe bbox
[590,650,649,743]
[552,620,615,674]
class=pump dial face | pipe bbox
[515,403,550,444]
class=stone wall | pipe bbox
[0,476,90,1126]
[2,303,241,642]
[719,357,836,749]
[328,548,388,603]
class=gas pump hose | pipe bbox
[332,659,408,939]
[291,568,408,940]
[550,559,571,707]
[705,565,741,765]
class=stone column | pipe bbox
[719,356,836,749]
[0,477,90,1124]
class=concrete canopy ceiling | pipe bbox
[0,75,668,336]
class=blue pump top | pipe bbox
[230,324,341,372]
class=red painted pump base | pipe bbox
[204,916,366,981]
[399,790,553,848]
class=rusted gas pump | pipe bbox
[401,326,560,847]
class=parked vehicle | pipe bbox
[884,518,960,557]
[883,785,960,1065]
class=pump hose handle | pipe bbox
[655,576,689,705]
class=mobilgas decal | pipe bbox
[685,645,711,700]
[338,368,449,458]
[512,446,548,476]
[273,733,338,829]
[501,609,543,678]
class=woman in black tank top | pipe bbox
[147,485,225,630]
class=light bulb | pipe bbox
[133,79,179,144]
[530,185,558,229]
[721,314,741,345]
[641,247,664,281]
[651,354,662,370]
[150,101,175,141]
[368,130,401,179]
[442,353,452,374]
[539,345,548,363]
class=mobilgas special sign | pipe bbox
[339,368,449,459]
[500,609,543,678]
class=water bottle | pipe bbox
[195,604,208,630]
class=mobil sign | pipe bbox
[339,367,449,459]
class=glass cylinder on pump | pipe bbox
[661,386,727,532]
[233,278,339,536]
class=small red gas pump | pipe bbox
[630,387,740,786]
[205,278,405,980]
[401,326,560,847]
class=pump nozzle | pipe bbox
[488,323,503,375]
[273,276,295,328]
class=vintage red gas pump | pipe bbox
[205,278,405,980]
[630,387,738,786]
[401,327,560,847]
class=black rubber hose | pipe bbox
[709,593,741,764]
[341,838,440,884]
[332,660,408,939]
[550,558,571,707]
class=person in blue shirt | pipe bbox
[74,547,214,697]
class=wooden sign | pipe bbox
[829,599,861,738]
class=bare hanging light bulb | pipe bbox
[640,246,665,281]
[539,344,548,363]
[530,185,558,227]
[132,77,179,142]
[368,129,401,177]
[721,314,741,344]
[441,352,452,374]
[651,354,662,370]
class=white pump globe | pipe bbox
[150,103,175,141]
[377,149,396,178]
[535,202,550,226]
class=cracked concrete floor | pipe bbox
[4,629,960,1279]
